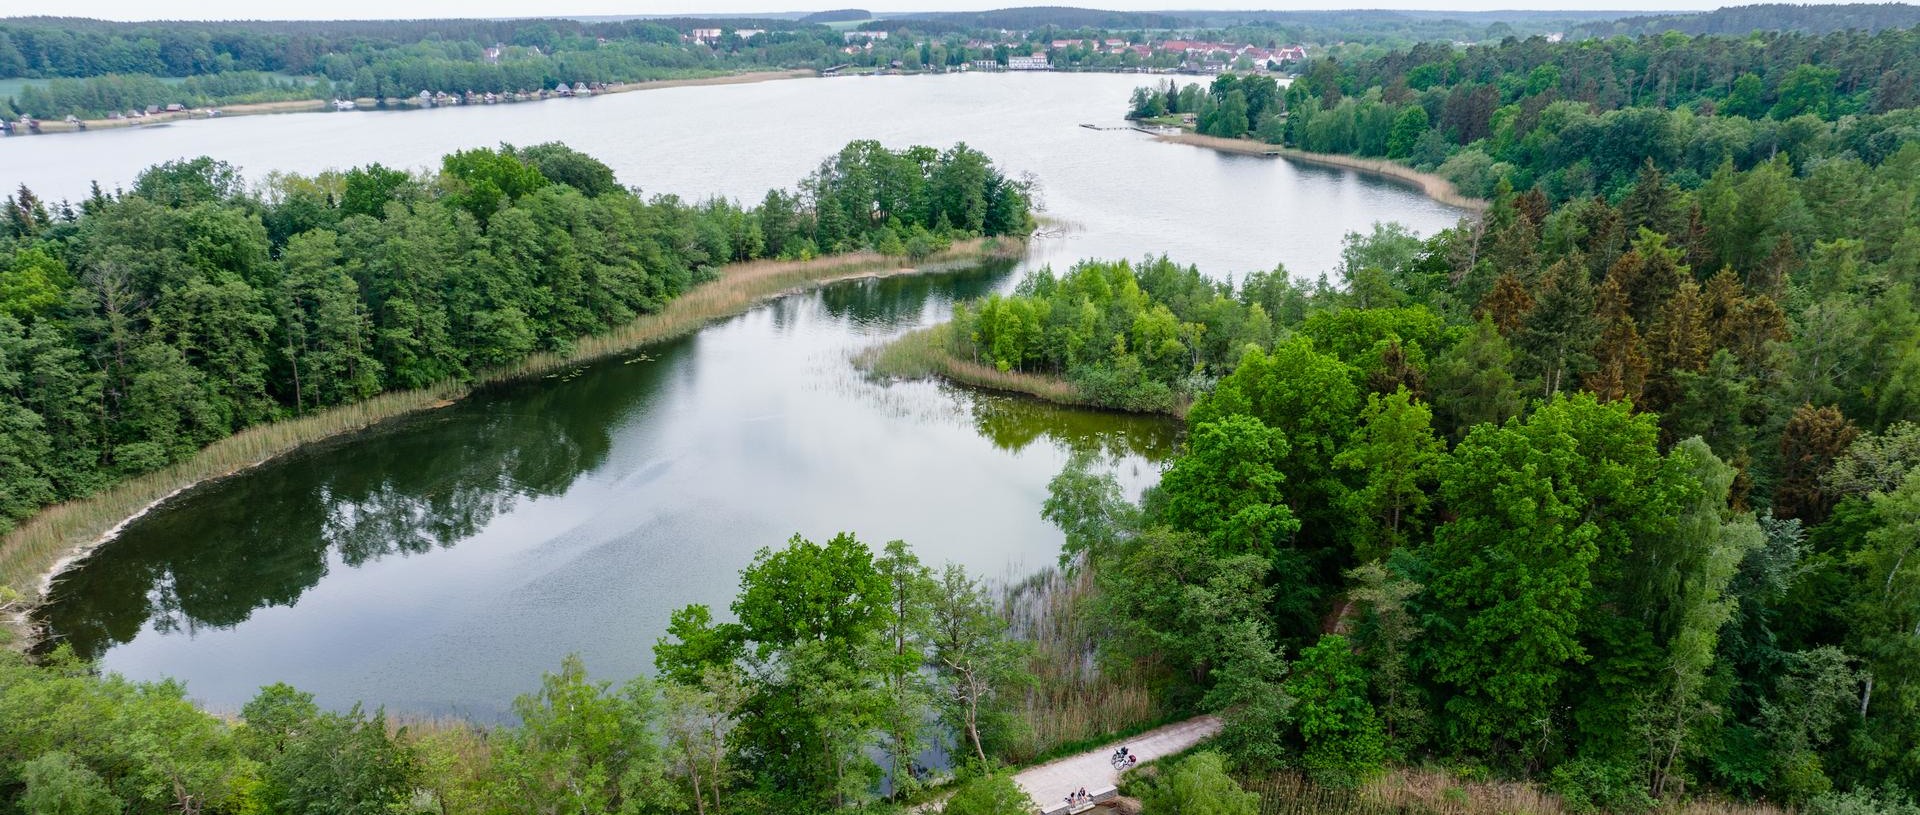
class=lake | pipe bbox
[11,72,1467,717]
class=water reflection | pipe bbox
[36,261,1176,714]
[40,338,682,656]
[20,72,1464,712]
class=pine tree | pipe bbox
[1775,403,1859,523]
[1702,268,1746,351]
[1728,294,1791,378]
[1580,196,1627,281]
[1479,272,1535,336]
[1750,234,1799,297]
[1587,277,1650,405]
[1620,159,1679,237]
[1645,279,1712,411]
[1518,258,1599,399]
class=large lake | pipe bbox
[10,72,1465,717]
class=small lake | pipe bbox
[11,72,1466,717]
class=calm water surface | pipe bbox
[12,73,1466,716]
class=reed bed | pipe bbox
[1,239,1020,645]
[1247,768,1794,815]
[998,567,1163,762]
[0,383,466,611]
[858,325,1089,407]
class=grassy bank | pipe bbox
[858,325,1094,409]
[0,238,1022,647]
[1152,132,1489,211]
[858,325,1194,419]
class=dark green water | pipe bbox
[22,72,1466,716]
[36,266,1180,717]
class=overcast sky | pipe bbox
[1,0,1858,22]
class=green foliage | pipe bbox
[1153,414,1299,561]
[1041,450,1140,568]
[256,703,419,815]
[1549,756,1657,814]
[948,257,1268,412]
[1135,751,1260,815]
[441,146,550,223]
[0,139,1028,536]
[1333,389,1441,561]
[941,771,1033,815]
[1284,635,1386,787]
[20,753,118,815]
[1190,338,1359,550]
[0,648,259,814]
[1421,394,1690,760]
[804,140,1031,255]
[931,563,1034,764]
[493,655,664,814]
[1804,789,1920,815]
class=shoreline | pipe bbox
[1152,131,1489,211]
[1,237,1024,649]
[14,69,817,136]
[856,325,1189,419]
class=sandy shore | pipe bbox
[17,69,817,136]
[1153,131,1489,211]
[1,237,1024,649]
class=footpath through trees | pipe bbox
[1015,715,1221,812]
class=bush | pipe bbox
[1072,360,1176,414]
[1549,757,1656,815]
[1137,751,1260,815]
[1805,790,1920,815]
[943,771,1034,815]
[21,752,120,815]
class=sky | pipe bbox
[0,0,1878,22]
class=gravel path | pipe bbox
[1014,715,1222,811]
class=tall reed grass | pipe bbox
[1,239,1020,645]
[1246,768,1795,815]
[998,567,1163,762]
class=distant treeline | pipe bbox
[11,71,327,118]
[0,16,817,79]
[800,8,873,24]
[1572,3,1920,38]
[868,7,1196,32]
[0,139,1030,533]
[1134,25,1920,201]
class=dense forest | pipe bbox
[1071,17,1920,814]
[0,140,1031,537]
[1570,3,1920,38]
[0,15,858,118]
[1131,25,1920,200]
[0,16,820,79]
[11,10,1920,815]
